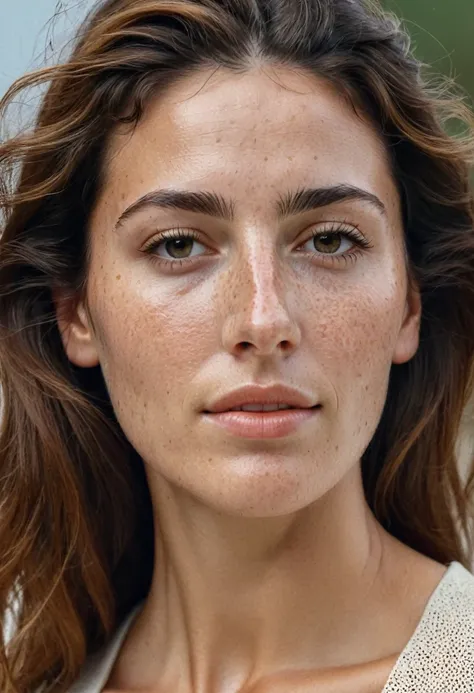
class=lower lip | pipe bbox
[202,408,320,439]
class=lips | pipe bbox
[202,383,320,439]
[202,407,320,439]
[205,384,317,414]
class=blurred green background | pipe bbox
[384,0,473,102]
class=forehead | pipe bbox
[98,66,397,217]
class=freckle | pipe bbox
[313,155,318,160]
[288,156,293,161]
[216,137,221,143]
[116,274,121,280]
[264,156,268,161]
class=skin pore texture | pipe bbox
[57,66,448,692]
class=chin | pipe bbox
[196,465,335,518]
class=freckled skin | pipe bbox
[81,70,413,516]
[89,71,416,515]
[57,67,446,692]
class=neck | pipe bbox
[107,463,413,692]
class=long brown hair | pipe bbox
[0,0,473,690]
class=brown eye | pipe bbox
[297,226,366,260]
[164,237,194,259]
[313,233,343,254]
[142,230,207,263]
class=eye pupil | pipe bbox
[314,233,342,254]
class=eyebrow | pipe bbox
[114,183,386,231]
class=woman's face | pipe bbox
[60,66,420,516]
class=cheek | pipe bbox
[319,290,398,368]
[88,274,217,417]
[309,280,404,431]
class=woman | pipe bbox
[0,0,473,691]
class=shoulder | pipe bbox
[66,602,144,693]
[386,561,474,692]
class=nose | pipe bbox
[221,246,301,360]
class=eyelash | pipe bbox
[140,222,373,271]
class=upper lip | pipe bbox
[204,384,319,413]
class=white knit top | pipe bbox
[68,560,474,692]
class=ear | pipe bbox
[53,288,100,368]
[392,277,422,365]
